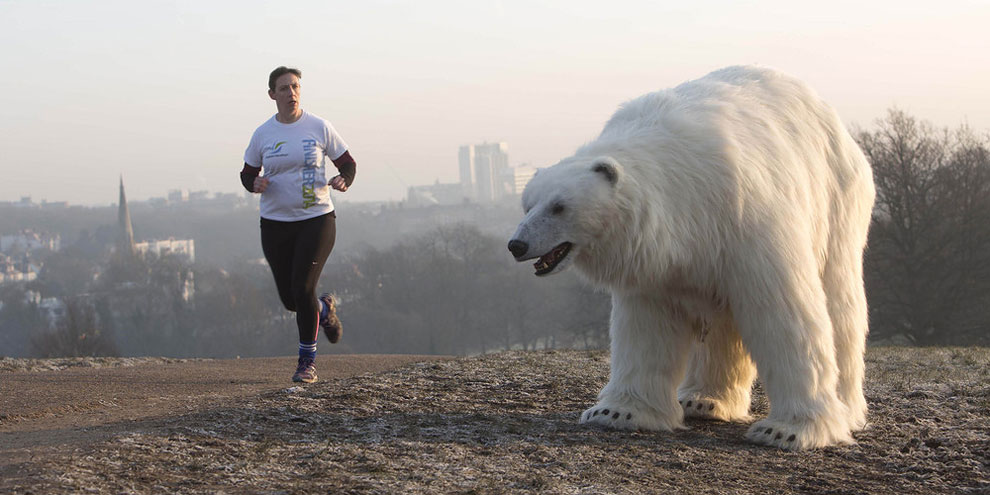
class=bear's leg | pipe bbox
[823,235,870,432]
[730,249,854,450]
[677,316,756,422]
[581,291,691,431]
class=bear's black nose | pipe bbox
[507,239,528,258]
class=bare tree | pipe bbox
[31,297,119,357]
[857,109,990,344]
[0,286,47,357]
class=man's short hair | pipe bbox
[268,66,302,92]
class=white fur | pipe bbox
[510,66,875,450]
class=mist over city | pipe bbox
[1,141,612,358]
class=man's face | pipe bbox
[269,73,301,114]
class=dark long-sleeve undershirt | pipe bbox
[331,150,356,187]
[240,163,260,192]
[239,150,357,193]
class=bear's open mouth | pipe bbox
[534,242,572,276]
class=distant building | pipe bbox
[459,142,509,202]
[503,165,537,197]
[168,189,189,203]
[0,230,61,253]
[458,145,476,196]
[117,176,136,256]
[25,290,65,325]
[134,238,196,264]
[115,177,196,301]
[212,192,243,204]
[9,197,34,208]
[406,181,470,207]
[0,253,39,285]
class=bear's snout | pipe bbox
[507,239,528,259]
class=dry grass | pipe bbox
[4,347,989,494]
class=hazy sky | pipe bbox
[2,0,988,206]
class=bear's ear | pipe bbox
[592,157,621,186]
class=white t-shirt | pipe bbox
[244,111,349,221]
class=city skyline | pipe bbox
[5,139,534,208]
[2,1,988,206]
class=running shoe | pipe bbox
[319,293,343,343]
[292,356,317,383]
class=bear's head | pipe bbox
[508,156,624,277]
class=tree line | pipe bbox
[3,224,608,358]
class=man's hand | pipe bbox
[330,175,348,192]
[253,177,270,193]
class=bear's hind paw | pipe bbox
[680,398,719,419]
[678,395,751,422]
[745,418,854,451]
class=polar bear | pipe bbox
[508,66,875,450]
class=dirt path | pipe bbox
[0,354,445,484]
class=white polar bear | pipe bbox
[508,66,875,450]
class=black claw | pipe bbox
[686,401,692,407]
[787,434,796,442]
[602,409,610,415]
[708,404,715,411]
[626,413,632,420]
[765,428,773,435]
[612,412,620,419]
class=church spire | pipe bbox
[117,175,135,255]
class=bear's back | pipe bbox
[598,65,830,144]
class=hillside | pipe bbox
[1,347,988,494]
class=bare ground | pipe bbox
[1,347,988,494]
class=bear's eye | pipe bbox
[551,203,565,215]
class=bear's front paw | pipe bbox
[581,405,638,429]
[745,417,854,451]
[580,401,683,431]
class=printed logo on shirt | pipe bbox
[263,141,289,159]
[301,139,319,208]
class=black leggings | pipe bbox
[260,212,336,342]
